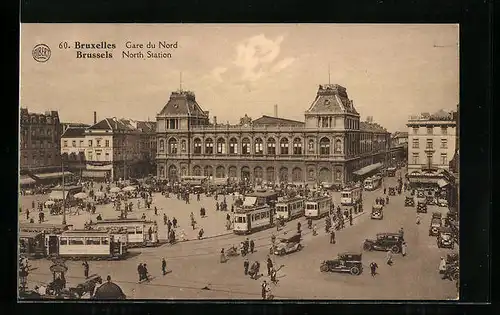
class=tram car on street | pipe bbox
[275,197,305,221]
[89,219,159,247]
[233,204,274,235]
[19,231,46,258]
[19,223,74,233]
[49,230,128,260]
[363,176,382,191]
[246,190,279,209]
[387,167,397,177]
[305,195,332,219]
[340,185,362,206]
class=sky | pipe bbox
[20,24,459,132]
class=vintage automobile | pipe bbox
[429,218,442,236]
[320,252,363,275]
[274,234,302,256]
[404,196,415,207]
[417,201,427,213]
[388,187,396,196]
[443,254,459,281]
[437,227,455,249]
[363,232,403,254]
[432,212,443,220]
[371,204,383,220]
[426,195,436,205]
[437,197,448,207]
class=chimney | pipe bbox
[93,111,97,124]
[274,104,278,117]
[213,116,217,125]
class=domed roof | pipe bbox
[93,282,126,300]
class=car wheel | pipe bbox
[320,264,328,272]
[452,271,459,281]
[363,243,372,251]
[391,245,400,254]
[350,266,360,275]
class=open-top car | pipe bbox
[363,232,403,254]
[437,227,455,249]
[274,234,302,256]
[417,201,427,213]
[426,195,436,205]
[437,196,448,207]
[432,212,442,219]
[388,187,396,196]
[320,252,363,275]
[429,217,442,236]
[371,204,384,220]
[405,196,415,207]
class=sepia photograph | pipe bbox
[19,23,460,300]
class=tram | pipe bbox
[304,195,332,219]
[387,167,397,177]
[233,204,274,235]
[19,231,46,258]
[48,230,128,260]
[19,223,74,233]
[275,197,305,221]
[340,185,362,206]
[363,175,382,191]
[247,190,279,209]
[89,219,159,247]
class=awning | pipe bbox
[437,179,449,188]
[82,170,107,178]
[48,191,69,200]
[353,162,383,176]
[19,176,36,186]
[34,171,72,180]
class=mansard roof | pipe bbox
[252,115,305,127]
[158,90,208,117]
[360,121,388,133]
[61,127,86,138]
[88,118,135,131]
[306,84,359,115]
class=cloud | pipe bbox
[271,57,296,73]
[210,67,228,82]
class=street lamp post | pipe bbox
[61,158,66,225]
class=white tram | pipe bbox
[305,195,332,219]
[89,219,159,247]
[233,204,274,235]
[47,230,128,260]
[340,185,362,206]
[363,175,382,191]
[275,197,305,221]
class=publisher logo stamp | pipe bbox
[32,44,51,63]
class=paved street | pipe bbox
[21,175,459,300]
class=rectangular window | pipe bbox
[60,238,68,245]
[101,238,109,245]
[105,153,110,160]
[255,142,263,155]
[412,153,419,165]
[88,152,93,161]
[63,140,68,147]
[217,142,226,154]
[79,140,84,147]
[440,139,448,149]
[441,127,448,135]
[242,142,250,155]
[96,140,101,147]
[105,140,110,147]
[96,152,101,160]
[426,139,433,149]
[440,153,447,165]
[88,140,93,147]
[413,127,418,134]
[72,140,76,147]
[69,237,84,245]
[427,127,433,135]
[86,237,101,245]
[194,142,201,154]
[412,139,419,149]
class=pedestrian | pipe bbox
[349,214,353,226]
[231,204,234,212]
[143,263,149,281]
[197,193,200,201]
[238,257,248,275]
[226,213,230,221]
[270,268,279,285]
[439,257,447,275]
[386,250,393,266]
[162,257,167,275]
[330,230,336,244]
[220,248,227,263]
[313,224,318,236]
[154,207,158,216]
[172,217,177,228]
[261,281,268,299]
[266,256,273,276]
[297,221,301,232]
[82,261,89,278]
[401,241,407,257]
[137,263,144,281]
[370,262,378,276]
[386,195,389,205]
[198,228,204,240]
[399,227,404,238]
[250,239,255,253]
[383,187,386,194]
[26,208,30,220]
[416,214,421,225]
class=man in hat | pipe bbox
[243,258,249,275]
[162,258,167,275]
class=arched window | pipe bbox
[242,138,250,155]
[216,138,226,154]
[229,138,238,154]
[293,138,302,155]
[159,139,165,152]
[205,138,214,154]
[254,138,263,155]
[193,138,202,154]
[308,139,315,152]
[181,140,187,152]
[193,165,202,176]
[280,138,289,155]
[334,139,342,154]
[320,137,330,155]
[267,138,276,155]
[168,138,178,154]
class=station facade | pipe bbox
[156,84,395,185]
